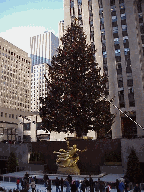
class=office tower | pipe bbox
[31,63,50,112]
[30,31,59,71]
[64,0,144,139]
[0,37,31,142]
[30,31,58,113]
[59,20,64,46]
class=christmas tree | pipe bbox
[125,148,143,183]
[40,22,115,138]
[7,152,19,173]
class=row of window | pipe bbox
[0,46,30,64]
[0,112,17,119]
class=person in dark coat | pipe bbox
[71,181,77,192]
[116,179,120,192]
[81,180,86,192]
[21,178,24,190]
[134,184,141,192]
[46,178,51,192]
[75,180,79,192]
[44,174,48,187]
[89,175,94,192]
[67,175,72,185]
[34,176,37,184]
[95,181,100,192]
[85,178,89,192]
[98,178,103,192]
[24,172,29,184]
[55,177,60,192]
[60,178,64,192]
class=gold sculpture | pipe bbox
[53,141,87,175]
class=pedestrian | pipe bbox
[23,179,27,190]
[16,178,20,190]
[95,181,100,192]
[85,178,89,192]
[46,178,51,192]
[61,178,64,192]
[116,179,120,192]
[105,183,111,192]
[24,172,29,183]
[89,175,94,192]
[43,174,48,187]
[65,178,71,192]
[55,177,60,192]
[29,176,32,184]
[124,177,130,192]
[75,179,79,192]
[34,176,37,184]
[118,179,125,192]
[98,178,103,192]
[21,178,24,190]
[26,179,29,191]
[31,178,36,192]
[81,179,86,192]
[71,181,77,192]
[134,184,141,192]
[67,175,72,185]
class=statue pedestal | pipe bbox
[57,165,80,175]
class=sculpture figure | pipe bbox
[53,141,87,175]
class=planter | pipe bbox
[104,162,122,166]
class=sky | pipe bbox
[0,0,64,56]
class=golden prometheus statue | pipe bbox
[53,141,87,175]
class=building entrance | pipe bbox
[121,116,137,138]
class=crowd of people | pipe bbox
[16,172,37,191]
[43,174,140,192]
[13,173,142,192]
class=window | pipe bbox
[113,27,118,33]
[23,123,31,131]
[122,25,127,31]
[1,112,3,117]
[121,13,126,20]
[5,113,7,118]
[9,114,11,118]
[118,90,125,108]
[115,56,121,62]
[12,114,14,118]
[118,79,123,88]
[127,79,133,87]
[128,88,135,107]
[115,49,121,56]
[112,16,117,22]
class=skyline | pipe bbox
[0,0,64,56]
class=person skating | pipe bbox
[30,178,36,192]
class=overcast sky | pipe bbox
[0,0,64,56]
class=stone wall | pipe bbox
[121,138,144,173]
[31,139,121,174]
[0,143,29,172]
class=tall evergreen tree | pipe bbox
[125,148,143,183]
[7,152,19,173]
[40,22,115,137]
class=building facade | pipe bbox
[30,31,59,71]
[31,63,51,112]
[59,20,64,46]
[64,0,144,138]
[0,37,32,142]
